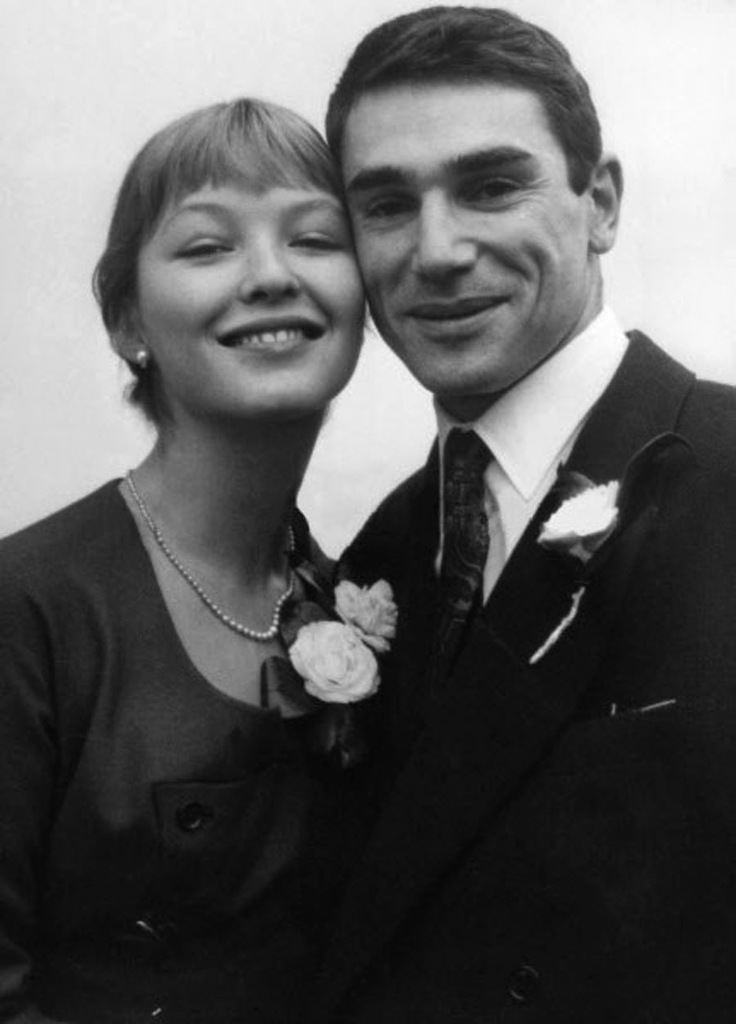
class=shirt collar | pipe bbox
[435,307,629,499]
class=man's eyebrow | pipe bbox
[447,147,536,176]
[346,166,411,196]
[346,147,536,196]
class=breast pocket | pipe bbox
[152,766,315,915]
[511,697,736,923]
[542,697,689,778]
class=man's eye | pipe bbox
[465,179,519,204]
[361,195,414,221]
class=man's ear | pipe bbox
[588,154,623,256]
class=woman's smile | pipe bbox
[215,314,325,351]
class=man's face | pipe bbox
[342,83,618,420]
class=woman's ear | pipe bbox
[588,154,623,256]
[111,311,150,367]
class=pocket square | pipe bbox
[609,698,677,717]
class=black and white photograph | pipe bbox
[1,2,735,1021]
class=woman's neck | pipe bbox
[130,413,321,585]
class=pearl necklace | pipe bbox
[125,471,295,643]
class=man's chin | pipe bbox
[433,386,506,422]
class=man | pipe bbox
[314,7,736,1023]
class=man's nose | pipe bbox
[412,196,476,279]
[237,240,300,302]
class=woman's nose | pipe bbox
[237,242,299,302]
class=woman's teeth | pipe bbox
[220,327,308,348]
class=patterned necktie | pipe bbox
[433,428,492,681]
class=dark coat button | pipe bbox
[176,801,214,832]
[508,964,541,1004]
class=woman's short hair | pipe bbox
[94,97,341,423]
[326,6,602,195]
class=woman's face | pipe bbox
[132,182,364,425]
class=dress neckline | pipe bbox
[112,478,289,718]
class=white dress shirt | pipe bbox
[435,307,629,599]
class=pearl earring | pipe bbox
[134,349,150,369]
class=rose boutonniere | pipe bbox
[537,479,620,564]
[529,475,620,665]
[279,550,397,766]
[529,432,693,666]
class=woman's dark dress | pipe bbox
[0,482,363,1023]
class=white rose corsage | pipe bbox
[290,620,381,705]
[288,579,397,704]
[334,579,399,654]
[530,478,620,665]
[275,557,397,767]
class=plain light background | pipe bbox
[2,0,735,554]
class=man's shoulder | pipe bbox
[341,462,431,584]
[622,330,736,472]
[679,376,736,470]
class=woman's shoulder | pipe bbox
[0,479,133,593]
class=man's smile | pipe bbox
[404,295,509,323]
[400,294,512,341]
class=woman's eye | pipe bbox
[178,241,230,259]
[292,234,344,252]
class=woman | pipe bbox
[0,98,369,1023]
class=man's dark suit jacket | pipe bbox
[314,333,736,1023]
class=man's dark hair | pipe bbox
[326,6,602,194]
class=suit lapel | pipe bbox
[318,334,695,1014]
[386,445,441,752]
[480,332,695,665]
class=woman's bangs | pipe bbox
[149,103,340,213]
